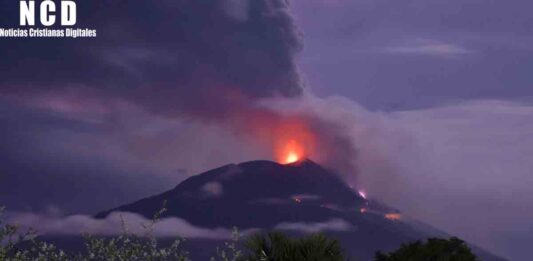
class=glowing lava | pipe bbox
[271,118,316,164]
[385,213,401,221]
[278,140,305,164]
[285,152,299,164]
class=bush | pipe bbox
[1,205,189,261]
[241,232,346,261]
[375,237,479,261]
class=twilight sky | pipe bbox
[1,1,532,260]
[292,0,533,110]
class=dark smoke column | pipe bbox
[0,0,304,118]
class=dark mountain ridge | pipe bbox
[97,159,366,228]
[93,159,505,261]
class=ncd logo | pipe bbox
[20,0,77,26]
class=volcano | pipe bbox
[96,159,365,228]
[94,159,505,260]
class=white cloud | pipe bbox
[202,182,224,197]
[291,194,321,200]
[274,218,355,233]
[383,39,472,56]
[352,99,533,258]
[5,211,235,239]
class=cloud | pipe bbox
[262,96,533,260]
[221,0,250,21]
[1,1,530,259]
[0,0,303,119]
[0,0,361,204]
[5,211,236,239]
[274,218,355,233]
[202,182,224,197]
[383,40,472,56]
[2,84,532,260]
[352,100,533,260]
[0,0,362,194]
[291,194,321,200]
[5,211,354,240]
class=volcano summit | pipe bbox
[94,159,505,260]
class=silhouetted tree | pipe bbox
[242,232,346,261]
[375,237,478,261]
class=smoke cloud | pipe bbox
[276,97,533,260]
[0,0,313,214]
[0,0,359,180]
[0,0,303,117]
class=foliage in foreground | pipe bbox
[242,232,346,261]
[2,206,480,261]
[1,205,189,261]
[375,237,479,261]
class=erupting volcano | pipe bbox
[94,159,504,261]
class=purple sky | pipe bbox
[1,1,532,260]
[292,0,533,110]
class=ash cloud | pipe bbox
[0,0,303,111]
[290,98,533,261]
[0,0,360,182]
[0,0,309,212]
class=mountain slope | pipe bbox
[97,159,366,228]
[95,159,506,261]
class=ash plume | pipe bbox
[0,0,360,178]
[1,0,303,116]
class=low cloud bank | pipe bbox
[5,211,234,239]
[6,211,354,238]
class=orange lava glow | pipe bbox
[286,152,299,164]
[279,140,305,164]
[385,213,401,221]
[273,119,316,164]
